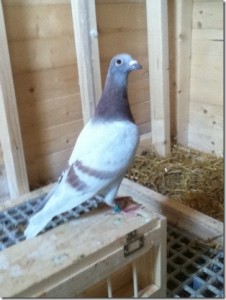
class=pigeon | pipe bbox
[24,53,142,239]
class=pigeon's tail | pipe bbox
[24,209,52,239]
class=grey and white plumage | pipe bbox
[24,53,142,239]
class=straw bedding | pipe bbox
[126,145,224,222]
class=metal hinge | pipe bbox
[123,230,144,257]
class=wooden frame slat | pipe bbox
[146,0,171,156]
[71,0,102,124]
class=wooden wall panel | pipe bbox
[2,0,82,187]
[0,0,223,199]
[188,0,223,155]
[96,0,151,135]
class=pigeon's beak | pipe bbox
[129,60,142,71]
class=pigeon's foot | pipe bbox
[113,203,122,213]
[115,197,142,215]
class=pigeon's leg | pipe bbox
[103,176,124,212]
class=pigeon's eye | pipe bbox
[115,59,123,66]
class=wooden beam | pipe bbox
[175,0,193,146]
[119,178,223,245]
[146,0,171,156]
[71,0,102,124]
[0,1,29,198]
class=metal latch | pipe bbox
[123,230,144,257]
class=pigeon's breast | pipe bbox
[69,119,139,173]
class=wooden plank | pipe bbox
[136,133,152,154]
[22,119,83,159]
[188,128,223,156]
[79,264,133,297]
[1,201,163,297]
[128,78,150,105]
[190,77,223,106]
[191,56,222,80]
[71,0,102,123]
[96,1,146,33]
[14,66,79,103]
[191,38,223,57]
[192,1,223,30]
[0,1,29,197]
[130,100,151,126]
[192,28,223,42]
[119,179,224,245]
[8,36,76,74]
[2,0,70,5]
[3,0,145,5]
[97,0,145,4]
[3,4,73,41]
[19,94,82,132]
[138,123,151,135]
[175,0,192,146]
[27,148,73,185]
[189,101,223,133]
[99,30,148,61]
[146,0,171,156]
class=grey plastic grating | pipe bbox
[0,194,103,251]
[167,226,224,298]
[0,194,224,298]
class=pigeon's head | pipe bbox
[109,53,142,75]
[106,53,142,87]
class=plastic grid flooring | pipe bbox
[0,194,224,298]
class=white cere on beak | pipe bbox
[129,60,138,66]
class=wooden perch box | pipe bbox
[1,198,166,298]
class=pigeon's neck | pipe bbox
[93,72,135,123]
